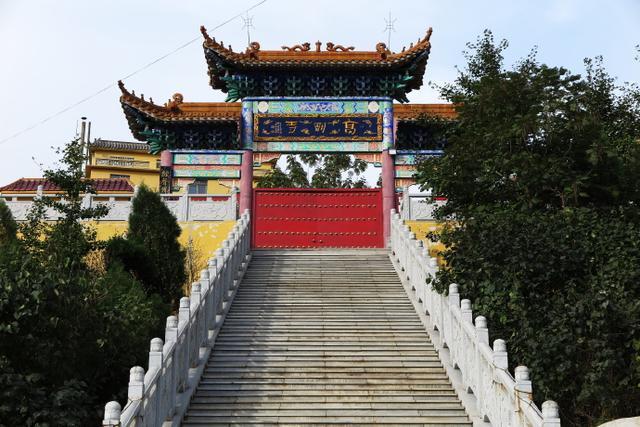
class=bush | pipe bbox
[435,207,640,423]
[105,236,158,295]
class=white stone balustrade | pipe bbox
[399,190,447,221]
[390,209,561,427]
[0,189,238,222]
[102,211,252,427]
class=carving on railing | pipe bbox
[399,190,447,221]
[390,210,561,427]
[102,211,252,426]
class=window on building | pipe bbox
[110,174,130,179]
[156,159,161,169]
[187,180,207,194]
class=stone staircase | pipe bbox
[182,250,471,425]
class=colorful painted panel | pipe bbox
[395,152,444,165]
[243,98,394,152]
[173,153,241,165]
[173,165,240,178]
[395,169,417,178]
[256,142,381,152]
[258,100,373,114]
[254,114,382,142]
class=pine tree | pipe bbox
[0,199,17,243]
[127,185,186,306]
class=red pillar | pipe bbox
[159,150,173,193]
[381,149,396,247]
[239,150,253,215]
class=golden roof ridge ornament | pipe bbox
[281,43,311,52]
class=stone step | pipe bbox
[182,415,472,425]
[183,251,469,425]
[187,402,465,410]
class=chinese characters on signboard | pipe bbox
[254,114,383,142]
[159,166,172,194]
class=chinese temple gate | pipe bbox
[118,25,456,248]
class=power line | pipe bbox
[0,0,267,146]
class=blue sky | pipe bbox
[0,0,638,185]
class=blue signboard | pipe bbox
[254,114,383,142]
[242,98,394,152]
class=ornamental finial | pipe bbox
[117,80,128,94]
[166,93,184,110]
[200,25,212,42]
[281,42,311,52]
[425,27,433,41]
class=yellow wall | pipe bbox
[406,220,446,263]
[91,220,236,256]
[206,180,233,194]
[89,148,160,190]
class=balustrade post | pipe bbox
[179,193,189,222]
[200,269,210,293]
[178,297,190,330]
[191,283,205,350]
[128,366,145,402]
[164,316,178,419]
[475,316,489,344]
[448,284,460,308]
[165,316,178,343]
[460,299,473,324]
[542,401,561,426]
[407,232,417,282]
[413,239,424,297]
[81,193,92,209]
[515,366,533,402]
[492,339,508,370]
[149,338,164,370]
[222,240,232,295]
[230,186,239,219]
[215,248,227,309]
[178,297,191,390]
[102,401,121,426]
[428,257,438,277]
[148,338,164,425]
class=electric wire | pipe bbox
[0,0,268,146]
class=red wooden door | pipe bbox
[252,188,383,249]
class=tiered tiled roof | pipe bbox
[118,81,241,142]
[119,84,455,125]
[90,139,151,153]
[0,178,134,193]
[200,26,433,101]
[201,26,432,69]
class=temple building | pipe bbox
[118,26,456,248]
[87,139,160,190]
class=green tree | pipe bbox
[0,139,165,426]
[415,31,640,426]
[0,198,17,243]
[105,236,158,295]
[127,184,186,306]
